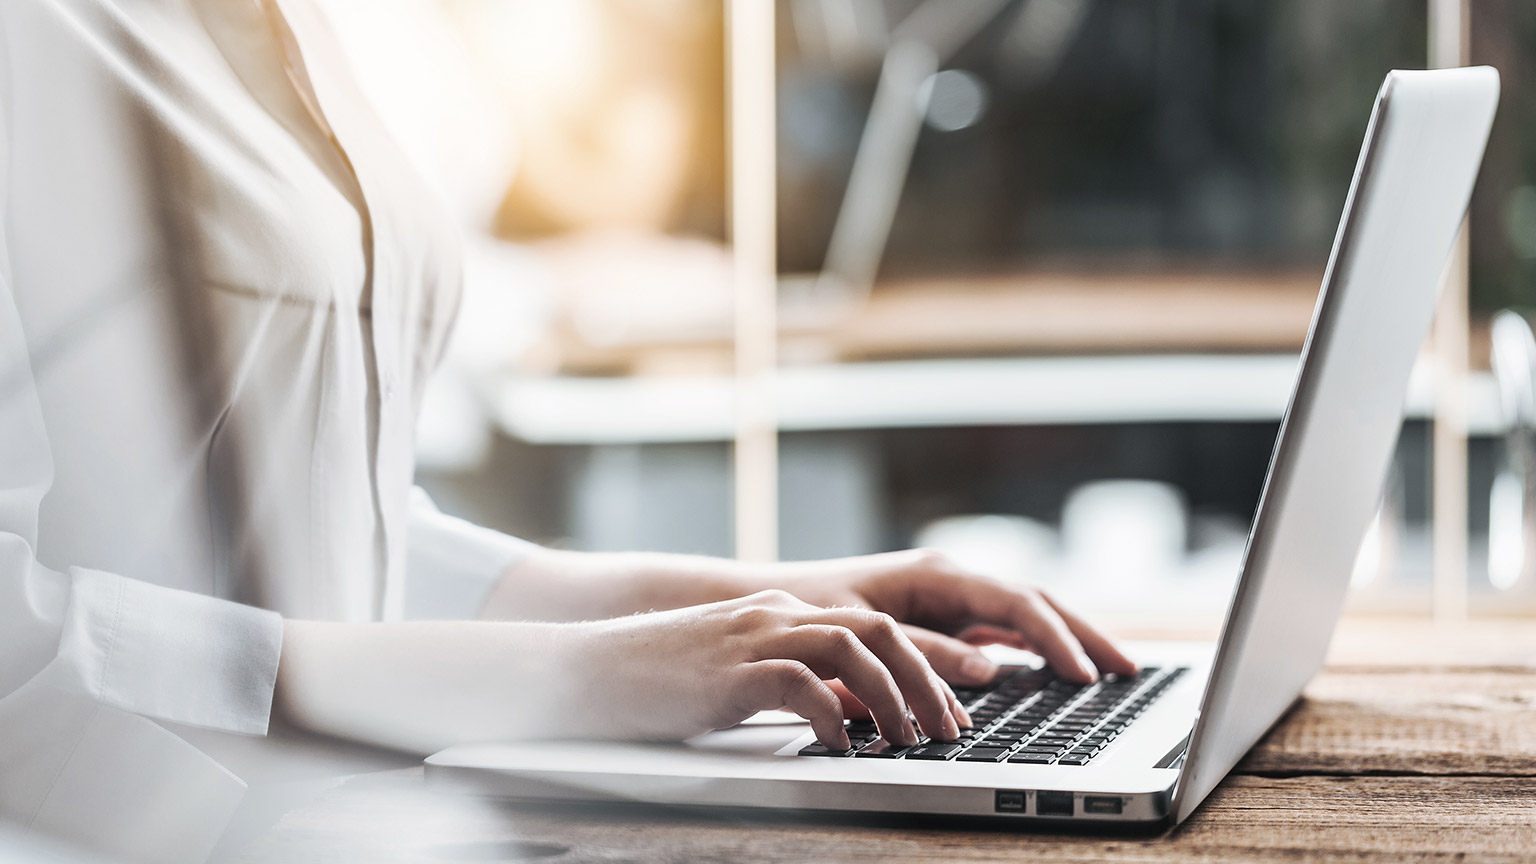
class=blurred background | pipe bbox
[323,0,1536,628]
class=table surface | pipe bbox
[237,618,1536,863]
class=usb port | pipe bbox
[1083,796,1123,815]
[1036,790,1074,817]
[994,790,1025,812]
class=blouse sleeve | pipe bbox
[0,286,285,735]
[404,486,539,620]
[0,16,284,850]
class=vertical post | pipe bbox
[1429,0,1471,621]
[729,0,779,562]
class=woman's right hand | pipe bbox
[567,590,970,750]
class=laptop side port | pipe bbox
[1083,795,1123,815]
[994,790,1026,812]
[1035,790,1074,817]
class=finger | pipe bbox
[941,677,972,729]
[954,582,1100,683]
[827,679,871,720]
[740,659,850,749]
[1039,592,1139,677]
[956,624,1031,650]
[902,624,998,688]
[770,624,919,746]
[807,610,959,742]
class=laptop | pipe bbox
[427,67,1500,827]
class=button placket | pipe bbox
[266,0,410,619]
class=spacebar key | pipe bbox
[905,743,963,760]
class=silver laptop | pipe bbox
[428,67,1499,827]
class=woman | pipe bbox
[0,1,1134,860]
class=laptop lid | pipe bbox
[1171,66,1500,824]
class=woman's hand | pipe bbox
[767,549,1139,690]
[279,589,967,753]
[567,590,969,749]
[482,546,1135,692]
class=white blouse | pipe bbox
[0,0,532,859]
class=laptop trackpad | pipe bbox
[688,720,809,757]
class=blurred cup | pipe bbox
[1061,480,1187,590]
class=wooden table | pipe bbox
[237,619,1536,863]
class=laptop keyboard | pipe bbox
[798,665,1188,765]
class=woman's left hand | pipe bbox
[767,549,1139,690]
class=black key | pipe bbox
[1082,736,1112,748]
[987,732,1026,744]
[845,721,878,737]
[1068,746,1099,758]
[956,746,1011,763]
[1031,737,1078,749]
[906,743,963,761]
[799,743,852,757]
[854,739,912,759]
[1008,752,1056,764]
[1016,745,1067,756]
[1056,753,1092,766]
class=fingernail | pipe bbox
[941,710,960,741]
[903,722,920,747]
[961,653,998,683]
[835,732,851,750]
[1077,652,1100,682]
[956,703,973,729]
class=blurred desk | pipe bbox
[496,270,1504,445]
[542,272,1327,375]
[237,619,1536,863]
[487,354,1504,446]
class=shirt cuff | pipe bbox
[54,568,283,736]
[407,488,538,620]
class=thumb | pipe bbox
[902,624,998,687]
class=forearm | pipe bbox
[479,547,768,622]
[274,619,592,754]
